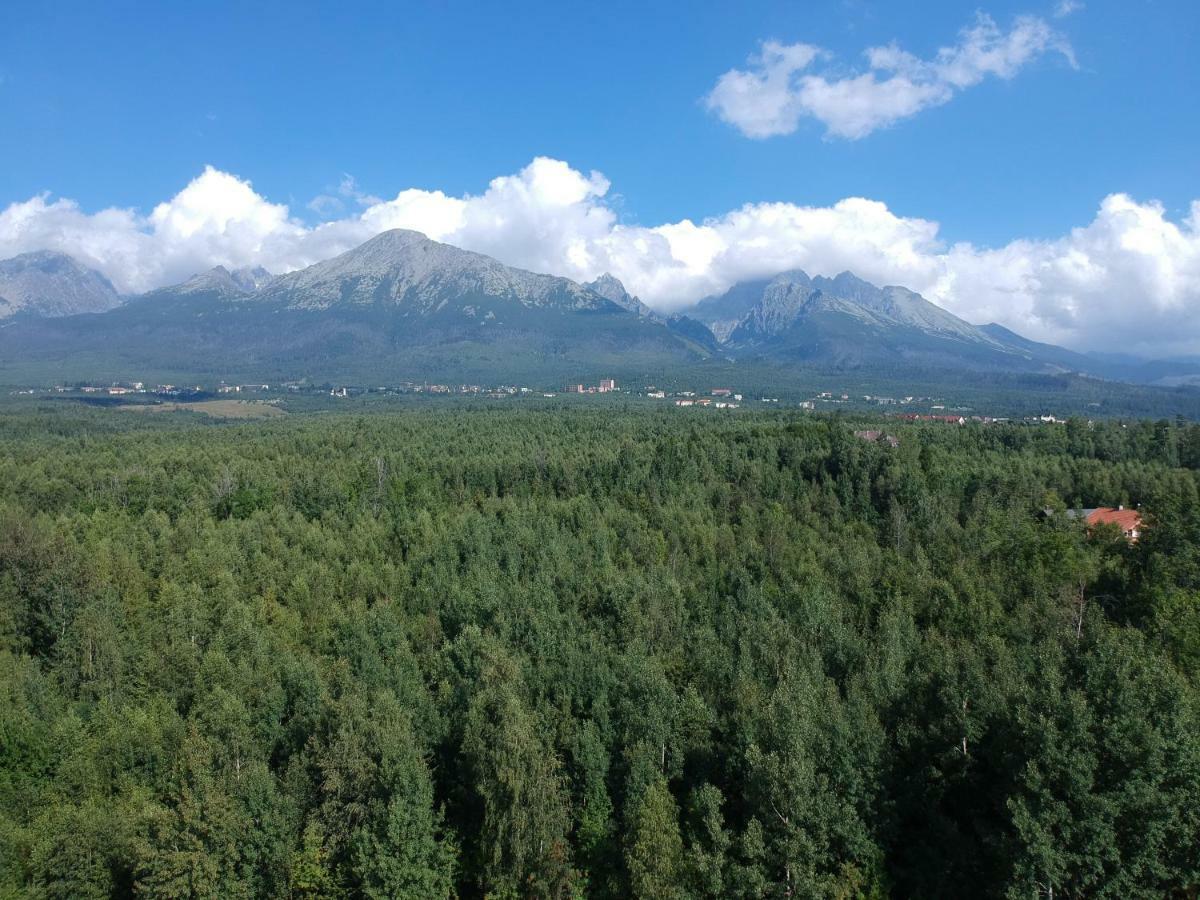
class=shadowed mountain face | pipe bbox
[0,231,713,382]
[688,279,772,343]
[0,251,123,318]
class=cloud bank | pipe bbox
[706,12,1075,139]
[1,158,1198,356]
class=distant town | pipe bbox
[4,375,1089,427]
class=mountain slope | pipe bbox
[979,323,1101,372]
[0,251,123,318]
[691,269,1083,373]
[979,323,1200,385]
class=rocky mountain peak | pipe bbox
[0,250,123,318]
[585,273,656,318]
[172,265,267,297]
[587,273,630,301]
[231,266,274,293]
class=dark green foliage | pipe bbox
[0,406,1198,897]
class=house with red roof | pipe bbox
[1067,506,1143,542]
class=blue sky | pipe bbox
[1,0,1198,352]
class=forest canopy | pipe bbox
[1,405,1199,898]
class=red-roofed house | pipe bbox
[1067,506,1143,542]
[1087,507,1142,541]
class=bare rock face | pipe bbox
[585,273,657,318]
[0,251,123,318]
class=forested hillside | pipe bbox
[1,407,1199,897]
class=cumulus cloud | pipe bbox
[706,12,1076,139]
[1,158,1198,355]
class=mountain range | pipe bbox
[0,232,714,382]
[0,232,1196,388]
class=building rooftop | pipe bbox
[1086,507,1141,532]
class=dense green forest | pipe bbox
[2,405,1199,898]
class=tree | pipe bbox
[626,777,683,900]
[461,640,574,897]
[289,822,344,899]
[351,744,457,899]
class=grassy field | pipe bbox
[118,398,285,418]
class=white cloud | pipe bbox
[706,12,1075,139]
[1,158,1199,356]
